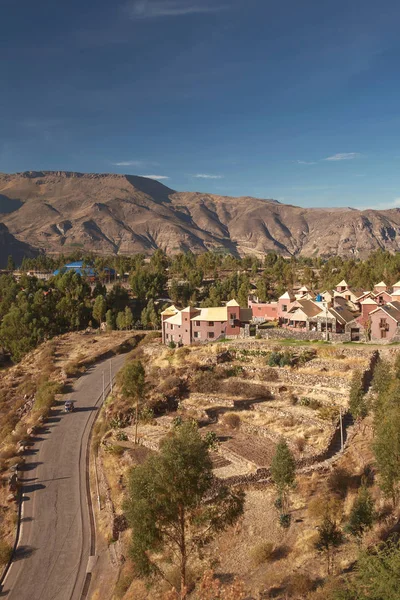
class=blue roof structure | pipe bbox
[53,261,116,278]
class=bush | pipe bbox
[168,341,176,349]
[191,370,220,394]
[106,444,125,457]
[34,380,62,412]
[268,351,282,367]
[222,413,241,429]
[294,435,306,452]
[223,380,271,399]
[64,361,86,378]
[280,351,293,367]
[279,513,291,528]
[328,467,351,499]
[0,540,12,566]
[287,573,314,596]
[262,368,280,382]
[158,375,185,398]
[250,541,275,566]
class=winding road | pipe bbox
[1,353,127,600]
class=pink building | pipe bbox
[358,297,378,326]
[161,299,252,345]
[277,291,296,323]
[369,302,400,341]
[248,298,278,322]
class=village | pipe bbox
[162,278,400,344]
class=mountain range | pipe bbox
[0,170,399,264]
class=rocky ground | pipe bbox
[91,337,393,599]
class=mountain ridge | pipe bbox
[0,170,399,259]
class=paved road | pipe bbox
[1,354,127,600]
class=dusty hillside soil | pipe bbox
[3,170,400,257]
[0,330,141,550]
[89,338,395,599]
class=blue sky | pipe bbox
[1,0,400,208]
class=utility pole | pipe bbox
[110,359,113,394]
[325,300,329,341]
[339,407,344,452]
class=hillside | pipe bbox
[0,222,38,267]
[1,170,399,259]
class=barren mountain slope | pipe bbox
[0,171,399,258]
[0,223,38,267]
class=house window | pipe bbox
[282,305,287,312]
[208,332,215,339]
[196,321,200,326]
[208,321,214,326]
[194,331,200,338]
[170,324,173,330]
[379,318,387,328]
[231,313,237,320]
[346,295,351,301]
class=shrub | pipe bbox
[318,406,339,421]
[222,413,241,429]
[294,435,306,452]
[223,380,271,399]
[159,375,184,398]
[222,365,245,378]
[168,341,176,349]
[287,573,314,596]
[116,431,128,441]
[34,380,62,412]
[0,540,12,566]
[106,444,125,457]
[250,541,275,566]
[191,370,220,394]
[279,513,291,528]
[280,351,293,367]
[262,368,280,382]
[139,406,154,424]
[64,361,86,378]
[327,467,351,499]
[268,351,282,367]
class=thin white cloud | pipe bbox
[295,160,317,165]
[324,152,361,161]
[362,197,400,210]
[193,173,224,179]
[139,174,170,180]
[127,0,227,18]
[112,160,158,167]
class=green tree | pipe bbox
[349,370,367,419]
[124,306,134,330]
[271,439,296,521]
[116,311,126,331]
[373,408,400,504]
[92,295,106,328]
[7,255,15,271]
[345,484,374,543]
[106,309,115,331]
[124,422,244,598]
[119,360,146,443]
[237,282,249,308]
[315,516,343,575]
[334,539,400,600]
